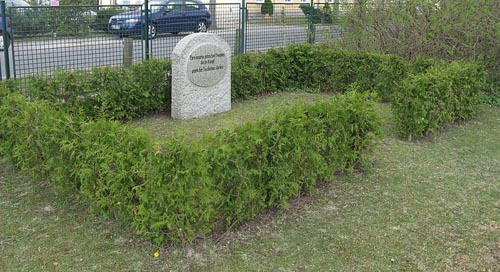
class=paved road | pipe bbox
[0,23,341,79]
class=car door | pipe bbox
[155,0,188,34]
[183,0,205,31]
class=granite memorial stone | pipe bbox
[172,33,231,119]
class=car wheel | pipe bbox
[0,33,11,52]
[195,21,207,33]
[148,23,157,39]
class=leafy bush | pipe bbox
[0,94,81,190]
[340,0,500,86]
[1,44,488,244]
[24,59,171,120]
[299,3,338,24]
[73,120,154,220]
[0,90,382,244]
[10,8,52,37]
[232,44,407,101]
[392,61,487,139]
[261,0,274,16]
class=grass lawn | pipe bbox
[1,92,499,271]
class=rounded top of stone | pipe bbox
[172,33,231,88]
[172,33,230,58]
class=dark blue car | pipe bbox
[108,0,211,39]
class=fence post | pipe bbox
[144,0,150,60]
[123,38,133,67]
[308,0,315,44]
[1,0,10,79]
[239,1,246,53]
[209,0,217,28]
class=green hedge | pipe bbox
[25,59,171,121]
[17,44,405,120]
[3,44,488,139]
[392,61,487,139]
[0,44,488,243]
[261,0,274,16]
[231,44,407,102]
[0,91,382,244]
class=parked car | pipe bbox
[0,0,31,51]
[108,0,211,39]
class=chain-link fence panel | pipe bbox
[148,3,241,59]
[10,5,143,79]
[312,2,349,44]
[245,3,309,52]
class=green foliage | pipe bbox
[0,90,382,244]
[260,0,274,16]
[479,89,500,107]
[92,8,124,31]
[134,139,221,244]
[299,3,338,24]
[9,8,52,37]
[0,93,81,192]
[232,44,407,101]
[392,61,487,139]
[340,0,500,86]
[10,6,98,37]
[24,59,171,120]
[1,43,486,244]
[73,120,154,220]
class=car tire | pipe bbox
[195,21,208,33]
[0,32,11,52]
[148,23,157,39]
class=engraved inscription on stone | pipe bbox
[172,33,231,119]
[187,44,227,87]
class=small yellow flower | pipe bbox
[153,251,160,258]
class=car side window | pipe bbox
[184,0,200,10]
[166,0,183,12]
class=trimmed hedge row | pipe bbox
[392,61,487,138]
[25,59,171,121]
[0,43,488,243]
[0,91,383,243]
[231,44,407,102]
[17,45,405,121]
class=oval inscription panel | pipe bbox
[187,44,227,87]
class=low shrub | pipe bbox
[232,44,407,101]
[9,44,405,119]
[24,59,171,120]
[0,90,382,244]
[392,61,487,139]
[299,3,338,24]
[0,44,487,244]
[134,91,382,243]
[0,94,80,189]
[261,0,274,16]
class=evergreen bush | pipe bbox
[261,0,274,16]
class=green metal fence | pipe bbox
[245,3,309,51]
[0,1,355,81]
